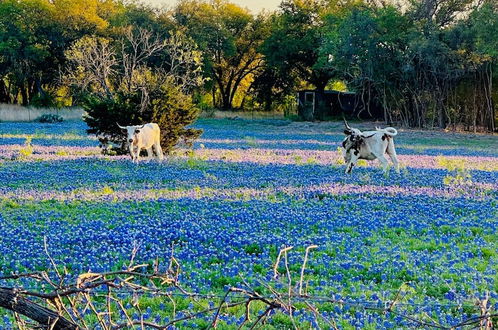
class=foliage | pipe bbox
[316,1,498,130]
[250,66,297,111]
[0,0,497,129]
[83,86,201,155]
[82,93,139,145]
[173,0,269,110]
[259,0,336,112]
[0,0,107,105]
[68,28,205,154]
[150,80,203,153]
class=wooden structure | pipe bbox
[297,90,382,121]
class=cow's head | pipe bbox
[342,120,366,162]
[343,118,361,137]
[117,123,145,146]
[342,119,362,145]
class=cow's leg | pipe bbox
[154,141,164,161]
[345,152,359,174]
[386,140,400,173]
[129,145,136,162]
[146,147,153,161]
[376,154,389,173]
[133,147,140,163]
[345,162,354,174]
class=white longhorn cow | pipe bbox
[342,120,399,174]
[117,123,164,162]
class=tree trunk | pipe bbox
[214,74,232,110]
[0,287,78,329]
[219,85,232,110]
[28,78,36,104]
[20,84,29,106]
[35,77,47,104]
[0,79,9,103]
[314,81,327,93]
[437,105,446,129]
[486,63,495,132]
[264,93,272,111]
[221,93,231,110]
[212,86,217,108]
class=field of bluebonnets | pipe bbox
[0,118,497,328]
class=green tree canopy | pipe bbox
[173,0,269,110]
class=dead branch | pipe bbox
[299,245,318,295]
[0,287,78,330]
[0,242,493,330]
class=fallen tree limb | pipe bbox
[0,287,78,330]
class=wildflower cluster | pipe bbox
[0,119,497,328]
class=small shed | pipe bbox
[297,90,382,121]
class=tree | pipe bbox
[0,0,108,106]
[0,0,55,105]
[318,4,409,120]
[173,0,268,110]
[66,27,205,153]
[250,66,297,111]
[262,0,335,93]
[408,0,475,27]
[469,1,497,131]
[442,0,498,131]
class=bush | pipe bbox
[83,79,202,155]
[68,28,205,154]
[150,81,203,153]
[38,114,64,123]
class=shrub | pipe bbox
[150,81,203,154]
[68,29,205,155]
[38,114,64,123]
[83,79,203,155]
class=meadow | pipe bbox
[0,118,497,328]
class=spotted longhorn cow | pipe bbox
[342,120,400,174]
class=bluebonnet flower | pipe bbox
[0,119,497,328]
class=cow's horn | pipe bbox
[343,118,351,130]
[116,123,126,129]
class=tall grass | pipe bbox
[0,103,84,122]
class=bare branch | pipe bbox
[299,245,318,296]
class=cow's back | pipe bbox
[140,123,161,147]
[363,132,389,155]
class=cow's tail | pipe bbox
[382,127,397,137]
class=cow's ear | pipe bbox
[344,129,352,135]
